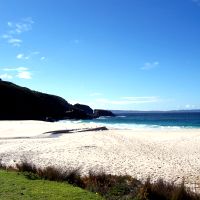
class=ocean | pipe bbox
[85,111,200,129]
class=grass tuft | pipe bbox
[82,171,141,199]
[137,178,200,200]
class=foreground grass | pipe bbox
[1,161,200,200]
[0,170,103,200]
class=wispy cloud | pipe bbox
[0,73,13,79]
[16,53,29,60]
[141,61,159,70]
[0,67,32,80]
[2,34,11,39]
[95,96,160,105]
[16,51,41,60]
[8,38,22,47]
[3,67,28,72]
[40,56,46,61]
[121,96,159,103]
[185,104,196,109]
[7,17,34,34]
[2,17,34,47]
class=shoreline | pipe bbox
[0,120,200,191]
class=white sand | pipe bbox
[0,120,200,190]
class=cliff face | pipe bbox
[0,80,72,120]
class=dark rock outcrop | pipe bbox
[64,107,93,120]
[0,80,91,121]
[93,109,115,118]
[74,103,93,115]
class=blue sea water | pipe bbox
[86,111,200,129]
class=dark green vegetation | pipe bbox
[1,162,200,200]
[0,80,115,121]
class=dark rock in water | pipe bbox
[64,107,93,120]
[93,109,115,118]
[74,103,93,115]
[0,80,91,121]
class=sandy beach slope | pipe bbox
[0,120,200,190]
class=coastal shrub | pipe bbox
[16,162,42,180]
[16,161,84,187]
[137,178,200,200]
[37,166,84,187]
[16,161,37,173]
[82,171,141,199]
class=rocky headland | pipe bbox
[0,80,115,121]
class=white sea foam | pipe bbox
[59,119,199,131]
[83,121,189,131]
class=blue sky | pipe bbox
[0,0,200,110]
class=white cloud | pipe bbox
[16,71,32,79]
[16,53,24,59]
[0,73,13,79]
[1,67,32,80]
[141,61,159,70]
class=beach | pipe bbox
[0,120,200,190]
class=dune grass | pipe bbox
[0,170,103,200]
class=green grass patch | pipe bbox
[0,170,104,200]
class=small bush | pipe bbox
[83,171,141,199]
[37,166,84,187]
[137,178,200,200]
[16,162,37,174]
